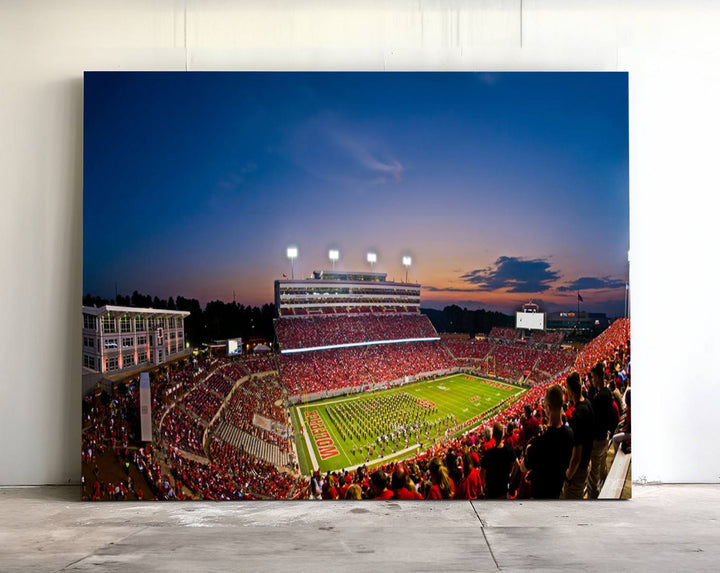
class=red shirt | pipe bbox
[426,481,455,500]
[456,468,482,500]
[393,487,423,500]
[374,489,394,500]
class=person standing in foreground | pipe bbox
[587,362,617,498]
[522,384,574,499]
[480,422,516,499]
[562,372,595,499]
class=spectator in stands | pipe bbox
[344,484,362,500]
[522,384,574,499]
[521,404,540,447]
[426,457,454,499]
[612,388,631,454]
[480,422,516,499]
[587,362,617,499]
[391,466,423,500]
[456,451,482,500]
[562,372,595,499]
[370,470,393,500]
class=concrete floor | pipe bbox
[1,485,718,572]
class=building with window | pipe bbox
[274,270,422,316]
[81,305,190,374]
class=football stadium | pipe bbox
[81,268,631,501]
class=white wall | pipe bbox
[1,0,718,485]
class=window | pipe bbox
[135,316,145,331]
[83,314,96,330]
[136,335,147,346]
[83,336,95,348]
[147,317,157,330]
[120,316,132,333]
[122,353,134,367]
[170,332,176,340]
[122,337,134,348]
[104,339,118,349]
[83,355,96,369]
[102,315,117,334]
[137,354,147,365]
[170,344,177,354]
[106,357,118,371]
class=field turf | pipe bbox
[290,374,524,474]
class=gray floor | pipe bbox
[1,485,718,572]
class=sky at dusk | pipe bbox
[84,72,628,316]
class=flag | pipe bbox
[577,292,584,302]
[282,273,287,278]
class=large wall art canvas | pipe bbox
[82,72,630,501]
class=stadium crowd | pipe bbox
[279,341,455,396]
[221,374,290,451]
[305,318,630,500]
[274,313,437,350]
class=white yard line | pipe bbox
[341,444,421,473]
[295,407,319,472]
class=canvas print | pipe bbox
[82,72,630,501]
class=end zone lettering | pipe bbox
[305,410,339,460]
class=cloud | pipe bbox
[285,114,403,187]
[461,256,560,293]
[333,131,403,182]
[557,276,626,292]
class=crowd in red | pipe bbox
[279,341,455,396]
[157,438,307,500]
[489,327,520,340]
[308,318,630,500]
[221,374,290,451]
[160,407,206,457]
[274,313,437,350]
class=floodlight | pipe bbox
[329,249,339,270]
[286,246,298,279]
[367,252,377,264]
[402,256,412,282]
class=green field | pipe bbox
[290,374,525,474]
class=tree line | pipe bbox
[82,291,275,348]
[82,293,515,347]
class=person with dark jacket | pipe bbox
[562,372,595,499]
[522,384,574,499]
[587,362,617,498]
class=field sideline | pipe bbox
[291,374,525,474]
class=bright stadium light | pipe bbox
[367,252,377,270]
[286,246,298,279]
[402,256,412,283]
[329,249,339,270]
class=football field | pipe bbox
[290,374,525,474]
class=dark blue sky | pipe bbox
[84,72,628,315]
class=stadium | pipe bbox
[81,268,631,501]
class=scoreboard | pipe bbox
[516,312,545,331]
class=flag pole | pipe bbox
[577,290,580,331]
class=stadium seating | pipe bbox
[274,313,438,350]
[279,341,455,396]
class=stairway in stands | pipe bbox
[213,420,289,467]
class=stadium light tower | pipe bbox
[367,252,377,270]
[329,249,339,270]
[286,246,298,279]
[402,256,412,283]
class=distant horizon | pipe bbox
[84,72,628,318]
